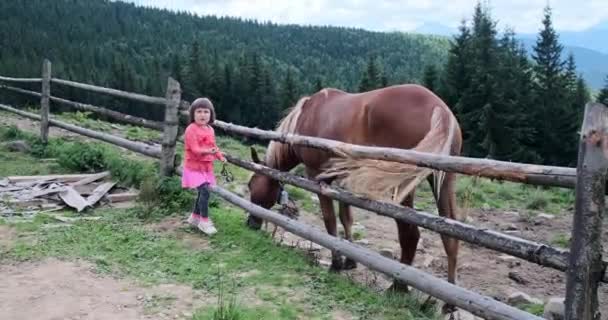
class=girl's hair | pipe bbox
[188,97,216,124]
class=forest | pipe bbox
[1,0,608,166]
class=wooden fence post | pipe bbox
[40,59,51,143]
[160,77,180,176]
[565,102,608,320]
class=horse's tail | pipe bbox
[316,105,457,204]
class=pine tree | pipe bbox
[314,77,324,92]
[493,30,538,162]
[381,75,388,87]
[185,41,205,101]
[246,52,265,127]
[171,53,183,86]
[554,54,589,165]
[458,2,500,158]
[440,19,472,112]
[422,64,438,92]
[219,63,241,124]
[358,55,381,92]
[532,5,567,165]
[281,68,299,113]
[207,49,222,105]
[598,75,608,105]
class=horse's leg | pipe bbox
[389,190,419,292]
[318,194,343,271]
[429,173,460,314]
[338,202,357,270]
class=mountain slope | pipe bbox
[0,0,450,95]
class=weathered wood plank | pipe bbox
[59,186,89,212]
[51,78,167,105]
[106,192,139,203]
[69,171,111,187]
[210,185,542,320]
[160,77,180,176]
[40,59,51,144]
[85,182,116,207]
[565,102,608,320]
[212,120,579,190]
[0,84,41,97]
[222,155,608,283]
[7,173,107,183]
[0,104,162,159]
[0,76,42,83]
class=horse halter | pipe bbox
[277,182,288,205]
[220,163,234,183]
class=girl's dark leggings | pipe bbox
[193,183,210,218]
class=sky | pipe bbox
[125,0,608,34]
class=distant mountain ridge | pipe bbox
[414,21,608,90]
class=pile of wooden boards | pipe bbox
[0,171,138,217]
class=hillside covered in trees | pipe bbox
[0,0,449,125]
[1,0,608,167]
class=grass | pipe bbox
[521,303,545,317]
[454,176,574,215]
[0,122,438,320]
[55,111,162,142]
[1,113,577,319]
[551,233,571,248]
[3,206,439,320]
[0,145,67,177]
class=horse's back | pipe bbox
[294,84,455,171]
[299,84,446,146]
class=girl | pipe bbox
[182,97,226,235]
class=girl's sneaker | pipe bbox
[198,218,217,235]
[187,213,200,226]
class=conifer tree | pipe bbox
[358,56,381,92]
[597,76,608,105]
[422,64,438,92]
[532,5,567,164]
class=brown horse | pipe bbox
[246,84,463,302]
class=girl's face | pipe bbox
[194,108,211,125]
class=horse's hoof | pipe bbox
[246,216,262,230]
[387,280,409,293]
[329,258,344,272]
[343,258,357,270]
[442,303,457,315]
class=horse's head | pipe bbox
[246,147,281,229]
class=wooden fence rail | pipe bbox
[0,104,162,158]
[0,76,42,83]
[224,154,608,282]
[51,78,167,105]
[211,120,579,190]
[209,184,543,320]
[0,84,164,131]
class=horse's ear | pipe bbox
[251,147,261,164]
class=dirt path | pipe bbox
[270,201,608,317]
[0,258,209,320]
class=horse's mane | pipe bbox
[265,96,309,169]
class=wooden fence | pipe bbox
[1,59,607,320]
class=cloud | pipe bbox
[126,0,608,33]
